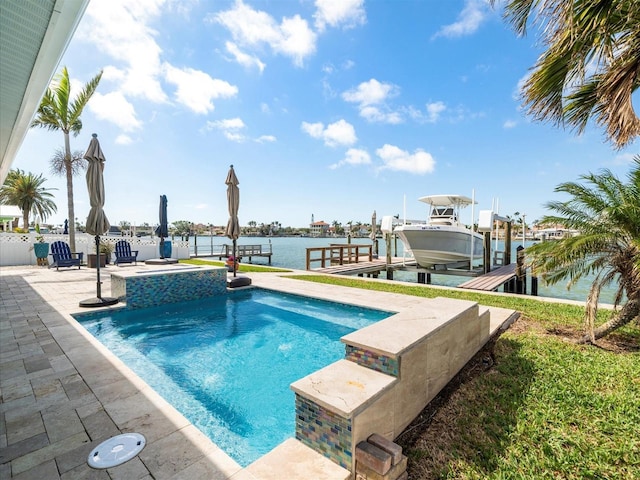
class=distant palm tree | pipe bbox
[493,0,640,148]
[31,66,102,252]
[0,169,57,229]
[525,156,640,343]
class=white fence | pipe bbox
[0,233,190,266]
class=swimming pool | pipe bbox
[74,288,391,466]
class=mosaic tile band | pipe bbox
[111,268,227,309]
[294,394,352,469]
[344,344,399,377]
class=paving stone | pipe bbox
[41,342,63,357]
[11,431,90,476]
[61,378,93,402]
[6,411,45,445]
[355,441,392,475]
[55,439,96,474]
[0,461,10,479]
[43,408,84,443]
[24,357,52,375]
[138,428,210,479]
[1,379,34,403]
[81,408,119,441]
[106,456,151,479]
[12,458,60,480]
[0,360,26,383]
[1,394,37,420]
[355,455,407,480]
[0,431,49,464]
[60,462,110,479]
[367,434,403,465]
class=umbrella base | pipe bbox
[144,258,179,265]
[79,297,119,308]
[227,275,252,288]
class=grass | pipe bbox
[282,274,640,479]
[180,258,291,273]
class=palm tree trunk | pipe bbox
[23,212,29,230]
[64,132,76,252]
[580,299,640,343]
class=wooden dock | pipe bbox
[457,263,516,292]
[313,257,416,276]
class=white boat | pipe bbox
[394,194,484,269]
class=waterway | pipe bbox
[186,235,617,305]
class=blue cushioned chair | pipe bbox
[114,240,138,265]
[49,241,83,270]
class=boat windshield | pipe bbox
[431,207,454,216]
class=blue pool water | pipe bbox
[74,288,391,466]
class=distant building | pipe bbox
[310,220,330,237]
[0,205,21,231]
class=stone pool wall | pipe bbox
[110,266,227,308]
[291,297,493,473]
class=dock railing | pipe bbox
[203,243,273,264]
[306,243,373,270]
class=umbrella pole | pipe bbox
[95,235,102,298]
[233,239,237,277]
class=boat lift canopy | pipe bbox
[418,195,476,207]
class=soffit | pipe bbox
[0,0,88,184]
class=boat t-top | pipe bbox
[394,194,484,269]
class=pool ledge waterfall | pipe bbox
[290,296,514,473]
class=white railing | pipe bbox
[0,233,190,266]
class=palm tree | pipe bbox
[493,0,640,148]
[0,169,57,229]
[525,156,640,343]
[31,66,102,251]
[50,148,86,178]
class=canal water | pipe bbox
[188,235,617,305]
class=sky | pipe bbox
[11,0,638,230]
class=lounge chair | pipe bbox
[114,240,138,265]
[49,241,83,270]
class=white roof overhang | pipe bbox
[0,0,89,185]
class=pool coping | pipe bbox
[0,265,518,479]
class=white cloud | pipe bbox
[314,0,366,32]
[163,64,238,114]
[209,118,246,130]
[376,144,436,174]
[301,119,357,147]
[611,152,636,166]
[206,117,246,142]
[89,91,142,132]
[426,101,446,123]
[342,79,402,124]
[225,41,266,73]
[343,78,396,106]
[360,106,402,124]
[330,148,371,169]
[433,0,491,39]
[213,0,317,67]
[115,134,134,145]
[79,0,168,103]
[301,122,325,139]
[256,135,276,143]
[503,119,517,129]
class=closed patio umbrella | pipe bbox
[369,210,378,256]
[80,133,117,308]
[155,195,168,258]
[225,165,240,277]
